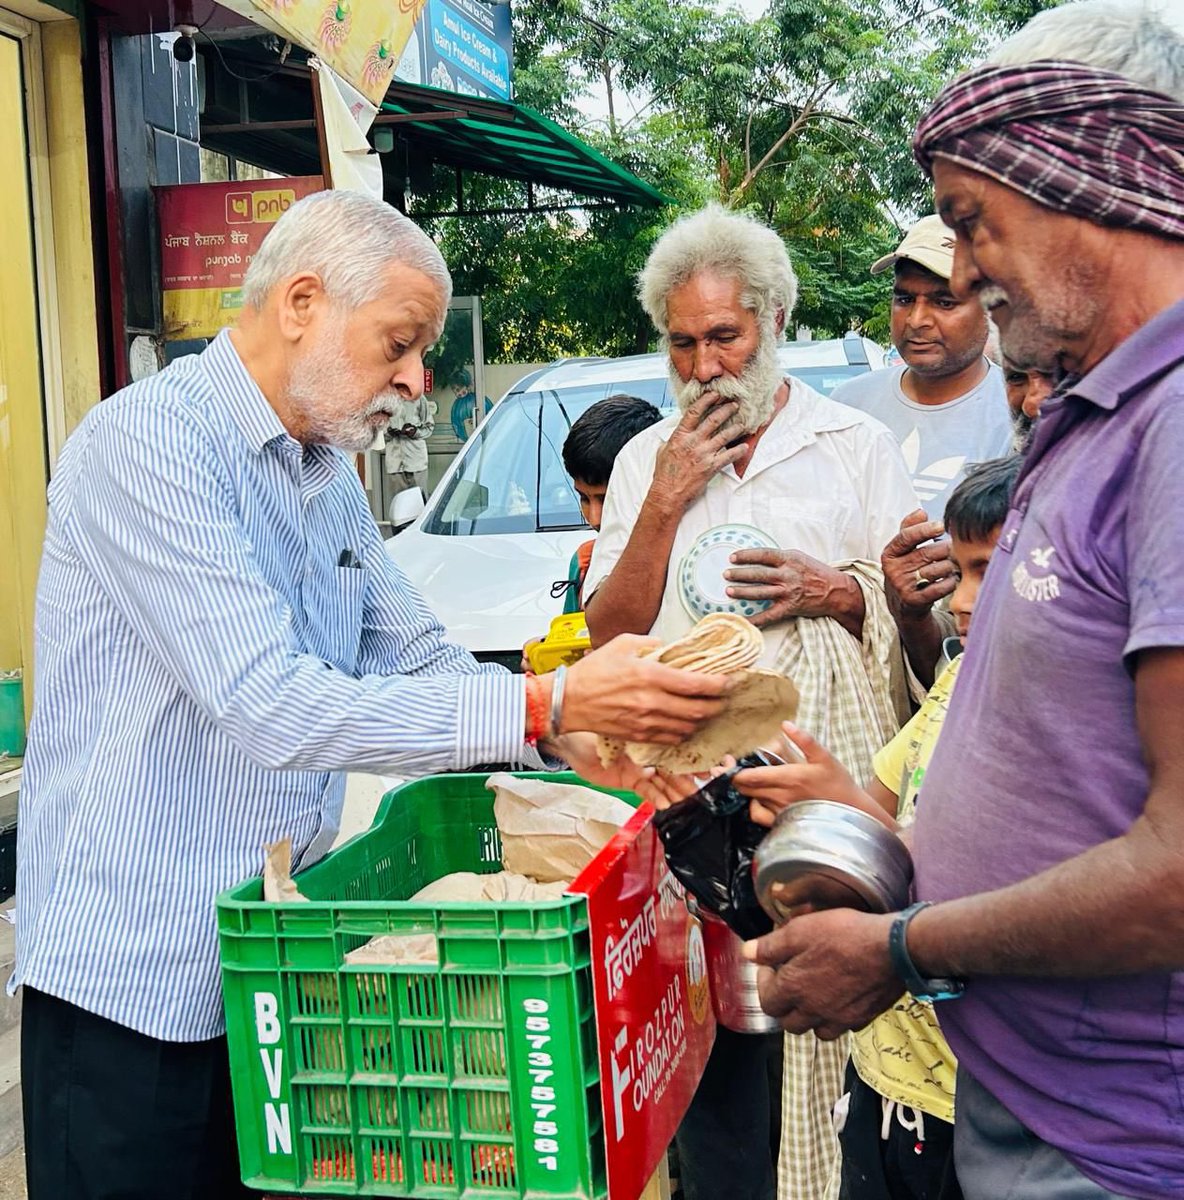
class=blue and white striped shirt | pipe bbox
[15,332,536,1040]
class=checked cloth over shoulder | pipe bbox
[913,61,1184,240]
[769,561,912,1200]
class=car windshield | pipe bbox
[423,377,670,535]
[420,362,865,537]
[790,365,866,395]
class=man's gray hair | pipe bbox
[638,204,798,335]
[241,189,453,311]
[989,0,1184,101]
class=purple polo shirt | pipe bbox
[914,298,1184,1199]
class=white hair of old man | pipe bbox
[988,0,1184,101]
[638,204,798,336]
[241,189,453,311]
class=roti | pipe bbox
[596,613,799,772]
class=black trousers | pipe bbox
[838,1061,962,1200]
[674,1025,784,1200]
[21,987,255,1200]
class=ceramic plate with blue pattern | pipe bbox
[677,523,779,622]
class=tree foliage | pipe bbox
[418,0,1058,363]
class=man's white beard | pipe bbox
[669,331,783,434]
[325,390,399,453]
[1011,408,1035,452]
[289,335,399,453]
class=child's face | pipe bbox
[572,479,609,531]
[949,526,1001,641]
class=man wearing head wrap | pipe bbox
[743,11,1184,1200]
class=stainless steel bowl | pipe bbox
[753,800,913,924]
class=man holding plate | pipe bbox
[583,204,917,1200]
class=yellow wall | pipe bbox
[0,31,48,701]
[42,17,99,440]
[0,14,97,727]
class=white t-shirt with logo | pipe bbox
[830,361,1012,519]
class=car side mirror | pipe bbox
[389,487,426,530]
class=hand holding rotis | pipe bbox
[559,633,733,745]
[596,614,798,773]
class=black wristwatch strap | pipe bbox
[888,901,965,1003]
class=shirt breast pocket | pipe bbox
[310,566,367,676]
[751,494,853,560]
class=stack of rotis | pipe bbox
[597,612,799,774]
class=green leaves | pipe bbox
[425,0,1057,358]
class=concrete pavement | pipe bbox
[0,1147,23,1199]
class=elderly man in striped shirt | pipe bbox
[13,189,731,1200]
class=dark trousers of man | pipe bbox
[675,1026,784,1200]
[838,1062,962,1200]
[22,987,255,1200]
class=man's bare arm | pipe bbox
[727,549,867,640]
[584,488,688,645]
[909,645,1184,978]
[881,510,957,687]
[747,646,1184,1036]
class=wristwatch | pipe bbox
[888,901,965,1003]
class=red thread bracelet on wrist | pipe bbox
[524,675,549,745]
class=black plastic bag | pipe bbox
[651,752,776,941]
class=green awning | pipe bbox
[378,83,670,209]
[198,47,670,212]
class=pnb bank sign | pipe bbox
[157,175,324,340]
[225,187,300,225]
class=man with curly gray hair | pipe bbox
[584,204,918,1200]
[638,204,799,436]
[585,205,914,653]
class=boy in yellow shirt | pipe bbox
[734,454,1022,1200]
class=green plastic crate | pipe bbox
[218,772,632,1198]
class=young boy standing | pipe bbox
[522,395,663,672]
[733,454,1023,1200]
[557,394,663,613]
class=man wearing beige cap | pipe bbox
[832,215,1011,519]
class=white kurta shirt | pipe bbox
[583,376,918,667]
[383,396,434,474]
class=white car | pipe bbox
[387,336,884,669]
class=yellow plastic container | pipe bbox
[527,612,592,674]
